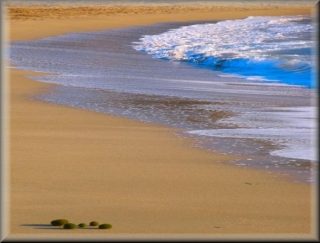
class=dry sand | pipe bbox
[4,3,317,240]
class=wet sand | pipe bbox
[4,3,317,240]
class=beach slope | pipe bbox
[5,3,316,239]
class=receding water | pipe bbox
[10,20,317,183]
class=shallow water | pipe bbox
[10,20,317,183]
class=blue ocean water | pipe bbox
[133,16,315,88]
[9,20,316,181]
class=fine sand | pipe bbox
[5,3,317,240]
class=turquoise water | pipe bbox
[134,16,316,88]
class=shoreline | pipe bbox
[11,19,316,183]
[5,3,316,238]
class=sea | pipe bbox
[9,15,317,182]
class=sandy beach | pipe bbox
[4,2,317,240]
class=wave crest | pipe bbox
[133,16,314,88]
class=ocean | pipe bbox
[9,16,317,182]
[134,16,315,88]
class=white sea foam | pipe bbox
[133,15,312,62]
[188,107,317,161]
[133,15,313,87]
